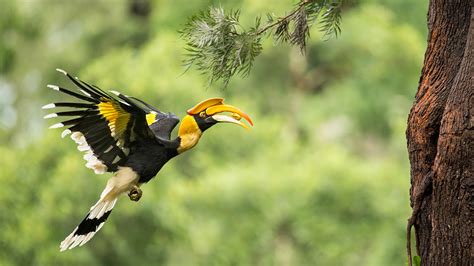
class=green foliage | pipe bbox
[181,8,263,86]
[181,0,342,86]
[406,255,421,266]
[0,0,427,265]
[413,255,421,266]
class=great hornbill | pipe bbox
[43,69,253,251]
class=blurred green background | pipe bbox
[0,0,427,265]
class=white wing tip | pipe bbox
[79,89,91,97]
[61,129,72,138]
[42,103,55,109]
[93,167,107,174]
[109,90,120,96]
[56,68,67,75]
[47,84,60,91]
[43,113,57,119]
[70,131,84,142]
[49,123,64,129]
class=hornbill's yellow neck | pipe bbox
[177,115,202,154]
[176,98,253,154]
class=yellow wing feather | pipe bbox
[145,112,157,126]
[98,100,131,138]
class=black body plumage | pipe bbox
[124,138,178,183]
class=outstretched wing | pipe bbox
[43,69,168,174]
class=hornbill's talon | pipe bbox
[128,186,142,201]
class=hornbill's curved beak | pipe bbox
[187,97,253,129]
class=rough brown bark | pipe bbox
[406,0,473,265]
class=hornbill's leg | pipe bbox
[128,185,142,201]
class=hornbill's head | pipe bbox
[177,98,253,153]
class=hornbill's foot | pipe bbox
[128,186,142,202]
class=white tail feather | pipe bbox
[60,167,139,251]
[59,197,117,252]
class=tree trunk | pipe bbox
[406,0,473,265]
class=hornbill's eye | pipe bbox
[199,111,206,118]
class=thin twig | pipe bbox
[255,1,310,36]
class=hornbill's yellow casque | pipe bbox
[43,69,253,251]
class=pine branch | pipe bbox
[181,0,343,86]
